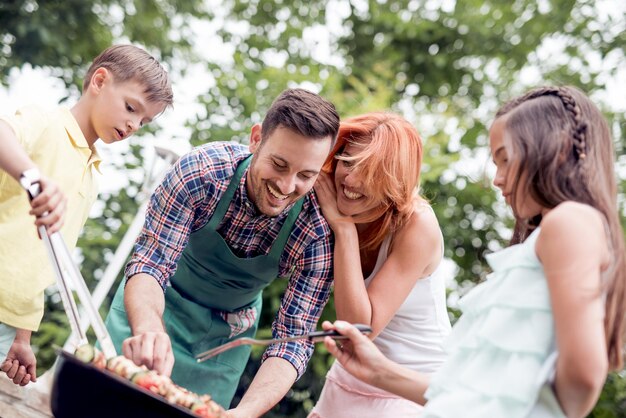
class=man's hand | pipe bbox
[1,332,37,386]
[122,331,175,376]
[123,274,173,375]
[228,357,297,418]
[225,409,251,418]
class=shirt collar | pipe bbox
[60,107,102,172]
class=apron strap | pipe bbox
[208,155,251,229]
[207,153,304,258]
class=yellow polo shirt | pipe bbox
[0,105,101,330]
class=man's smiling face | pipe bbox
[246,124,332,217]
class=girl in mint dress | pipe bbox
[320,86,626,418]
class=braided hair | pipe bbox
[496,86,588,161]
[495,85,626,370]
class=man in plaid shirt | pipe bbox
[104,88,340,416]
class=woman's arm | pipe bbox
[314,173,371,323]
[363,206,442,335]
[536,202,610,418]
[315,173,442,336]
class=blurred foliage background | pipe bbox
[1,0,625,416]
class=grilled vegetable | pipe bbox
[106,355,144,379]
[132,371,170,396]
[73,346,226,417]
[74,344,106,369]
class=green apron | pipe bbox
[105,155,303,408]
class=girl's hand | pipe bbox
[322,320,386,386]
[314,172,353,231]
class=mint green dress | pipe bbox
[423,228,566,417]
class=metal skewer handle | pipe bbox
[26,181,117,358]
[39,226,87,347]
[49,232,117,358]
[196,323,373,362]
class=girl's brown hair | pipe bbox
[322,112,424,252]
[496,85,626,370]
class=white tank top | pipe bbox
[364,233,451,374]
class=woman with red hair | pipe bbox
[318,86,626,418]
[309,112,451,417]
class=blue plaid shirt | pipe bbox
[125,142,334,379]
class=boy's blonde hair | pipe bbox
[83,44,173,107]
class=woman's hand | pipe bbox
[314,172,353,231]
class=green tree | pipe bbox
[185,1,626,414]
[2,0,625,417]
[0,0,207,87]
[0,0,210,375]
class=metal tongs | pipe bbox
[26,183,117,359]
[195,323,372,362]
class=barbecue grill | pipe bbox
[19,182,216,418]
[52,350,199,418]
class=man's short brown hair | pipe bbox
[261,88,339,144]
[83,44,173,107]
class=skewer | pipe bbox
[25,181,117,358]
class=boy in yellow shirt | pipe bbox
[0,44,173,386]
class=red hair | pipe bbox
[323,112,424,251]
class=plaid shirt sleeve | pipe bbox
[124,148,221,289]
[262,213,334,380]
